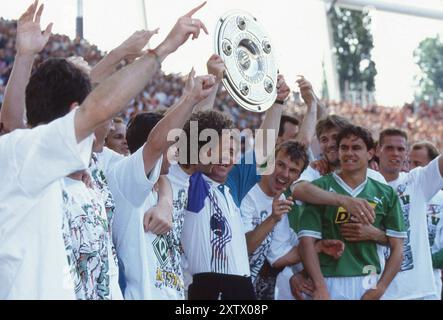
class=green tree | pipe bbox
[414,35,443,103]
[328,7,377,99]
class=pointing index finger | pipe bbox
[184,1,207,18]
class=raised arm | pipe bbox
[294,76,317,147]
[142,69,215,174]
[0,1,52,132]
[90,29,159,84]
[193,54,225,113]
[75,2,209,143]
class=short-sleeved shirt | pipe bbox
[62,177,111,300]
[109,148,178,299]
[240,183,283,282]
[383,158,443,299]
[427,190,443,299]
[182,172,250,277]
[297,173,406,277]
[0,109,93,299]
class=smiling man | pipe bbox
[298,125,406,300]
[377,129,443,300]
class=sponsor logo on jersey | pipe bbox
[335,207,350,224]
[335,201,377,224]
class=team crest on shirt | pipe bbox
[153,235,170,268]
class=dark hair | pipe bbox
[182,110,234,164]
[378,128,408,146]
[275,140,309,172]
[279,115,299,137]
[315,115,351,138]
[26,58,91,127]
[336,125,375,150]
[411,141,440,161]
[126,112,164,154]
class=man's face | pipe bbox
[105,123,129,156]
[377,135,408,175]
[319,128,340,165]
[338,135,373,173]
[408,148,430,169]
[277,122,299,144]
[266,150,304,195]
[203,135,237,184]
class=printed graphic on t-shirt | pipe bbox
[61,188,111,300]
[151,235,184,293]
[427,204,442,247]
[208,190,232,273]
[395,183,414,271]
[249,210,272,281]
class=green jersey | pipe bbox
[297,173,406,277]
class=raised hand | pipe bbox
[271,194,294,222]
[296,75,316,107]
[16,0,53,56]
[207,54,225,82]
[276,74,290,101]
[117,29,159,61]
[315,239,345,259]
[156,2,208,58]
[183,68,216,105]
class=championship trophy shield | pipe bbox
[215,10,278,113]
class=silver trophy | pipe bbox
[215,10,278,113]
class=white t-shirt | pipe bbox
[62,177,113,300]
[0,109,93,299]
[427,190,443,299]
[90,148,124,299]
[166,164,192,294]
[109,147,179,299]
[181,173,250,277]
[382,157,443,299]
[240,183,278,282]
[267,205,301,301]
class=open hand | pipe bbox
[118,29,159,61]
[16,0,53,56]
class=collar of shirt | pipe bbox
[332,171,368,197]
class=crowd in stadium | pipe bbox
[0,1,442,301]
[2,16,443,151]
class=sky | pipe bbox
[1,0,443,106]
